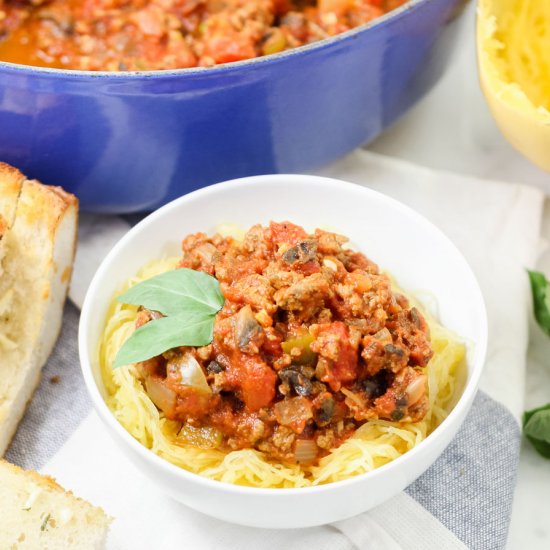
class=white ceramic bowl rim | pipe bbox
[79,174,488,496]
[0,0,434,78]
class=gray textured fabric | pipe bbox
[6,302,91,468]
[6,304,520,549]
[406,392,520,550]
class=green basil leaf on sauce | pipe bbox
[527,270,550,337]
[117,268,225,317]
[113,312,217,369]
[523,404,550,459]
[113,268,225,369]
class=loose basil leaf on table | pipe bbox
[524,270,550,458]
[527,270,550,337]
[113,268,225,369]
[523,404,550,459]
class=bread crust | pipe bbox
[0,164,79,455]
[1,458,70,494]
[0,162,24,230]
[0,459,111,548]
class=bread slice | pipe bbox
[0,459,111,549]
[0,163,23,278]
[0,164,78,454]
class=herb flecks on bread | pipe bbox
[0,460,111,549]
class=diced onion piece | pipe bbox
[178,424,222,449]
[274,396,313,433]
[294,439,318,464]
[341,387,365,408]
[145,377,177,414]
[178,353,212,395]
[322,258,338,272]
[405,374,427,405]
[373,327,392,344]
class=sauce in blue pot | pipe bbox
[0,0,468,212]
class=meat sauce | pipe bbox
[0,0,408,71]
[137,222,433,464]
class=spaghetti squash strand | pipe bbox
[100,259,464,488]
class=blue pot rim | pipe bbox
[0,0,432,79]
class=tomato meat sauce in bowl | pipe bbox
[80,175,487,527]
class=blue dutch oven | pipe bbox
[0,0,468,213]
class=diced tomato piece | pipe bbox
[171,387,218,419]
[328,294,352,319]
[203,33,257,64]
[218,259,268,283]
[373,392,398,418]
[312,321,358,392]
[225,353,276,411]
[240,356,277,411]
[272,0,292,14]
[262,332,283,356]
[269,221,308,247]
[295,261,321,276]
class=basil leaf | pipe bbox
[117,268,225,317]
[523,404,550,459]
[524,402,550,425]
[527,270,550,338]
[113,312,216,369]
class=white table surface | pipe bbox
[366,3,550,548]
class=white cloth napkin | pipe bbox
[44,413,466,550]
[53,150,543,549]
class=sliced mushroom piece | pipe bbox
[279,367,313,397]
[206,360,223,374]
[316,395,334,424]
[384,344,405,358]
[282,240,317,265]
[235,305,263,351]
[391,409,405,421]
[135,307,164,328]
[363,371,388,399]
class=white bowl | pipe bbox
[79,174,487,529]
